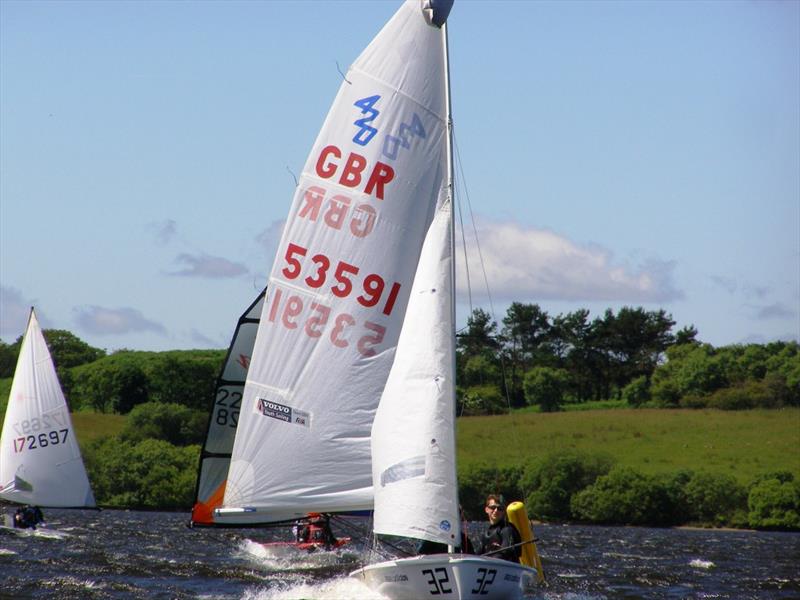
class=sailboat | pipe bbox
[220,0,542,597]
[0,308,96,528]
[191,288,265,527]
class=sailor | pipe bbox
[307,513,337,548]
[14,505,44,530]
[475,495,521,563]
[295,513,337,549]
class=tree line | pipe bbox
[1,304,797,417]
[1,308,798,527]
[456,303,799,414]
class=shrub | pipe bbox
[684,472,747,524]
[85,437,199,509]
[747,472,800,530]
[458,384,506,416]
[523,367,570,412]
[120,402,205,446]
[622,376,650,407]
[570,467,677,526]
[520,450,614,521]
[656,469,694,524]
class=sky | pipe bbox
[1,0,798,353]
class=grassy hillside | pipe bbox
[72,413,127,443]
[457,408,800,484]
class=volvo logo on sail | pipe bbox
[257,398,310,428]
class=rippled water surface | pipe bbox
[1,509,798,599]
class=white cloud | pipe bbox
[456,220,682,303]
[74,306,166,336]
[167,253,249,279]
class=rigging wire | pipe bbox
[452,128,514,411]
[452,128,531,505]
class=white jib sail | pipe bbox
[0,309,95,508]
[371,200,459,546]
[223,0,448,522]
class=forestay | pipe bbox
[0,309,95,508]
[223,0,449,522]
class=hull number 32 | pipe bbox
[420,566,497,595]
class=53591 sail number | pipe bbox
[267,288,386,357]
[281,243,401,316]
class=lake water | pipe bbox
[1,508,798,599]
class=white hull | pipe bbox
[350,553,539,599]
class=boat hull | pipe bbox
[350,553,539,599]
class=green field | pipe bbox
[457,408,800,484]
[72,413,127,443]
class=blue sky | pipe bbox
[1,0,798,352]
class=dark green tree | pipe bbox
[42,329,106,368]
[501,303,553,406]
[552,309,593,401]
[593,307,675,399]
[0,339,17,378]
[523,366,570,412]
[120,402,205,446]
[456,309,503,405]
[148,354,218,410]
[113,364,150,414]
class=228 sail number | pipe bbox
[281,243,401,316]
[420,566,497,595]
[267,288,386,357]
[214,388,241,428]
[13,429,69,453]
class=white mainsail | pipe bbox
[191,289,265,526]
[0,308,95,508]
[222,0,449,523]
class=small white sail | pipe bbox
[0,309,95,508]
[191,289,265,526]
[222,0,449,523]
[371,200,460,546]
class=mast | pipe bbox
[443,12,461,554]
